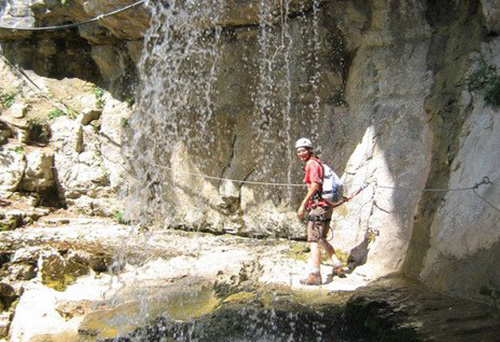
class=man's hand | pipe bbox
[297,205,305,219]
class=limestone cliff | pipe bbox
[0,0,499,307]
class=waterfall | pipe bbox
[123,0,340,236]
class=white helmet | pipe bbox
[295,138,313,149]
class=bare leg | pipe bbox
[318,239,335,259]
[319,239,342,274]
[309,242,322,270]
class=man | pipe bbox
[295,138,343,285]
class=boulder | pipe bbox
[0,120,12,144]
[9,102,27,119]
[77,108,101,126]
[0,282,17,311]
[480,0,500,33]
[0,149,26,195]
[21,150,55,192]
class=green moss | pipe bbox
[48,109,66,120]
[42,273,77,292]
[94,86,105,109]
[112,210,130,225]
[286,243,309,262]
[223,291,255,304]
[468,60,500,109]
[165,289,221,320]
[79,289,221,340]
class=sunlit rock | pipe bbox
[21,150,55,192]
[0,150,26,195]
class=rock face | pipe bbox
[0,150,25,195]
[1,0,500,308]
[0,59,131,217]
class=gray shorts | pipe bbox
[306,206,333,243]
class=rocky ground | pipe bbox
[0,210,498,342]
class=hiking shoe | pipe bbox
[300,272,321,286]
[332,266,344,276]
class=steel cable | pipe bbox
[0,0,147,31]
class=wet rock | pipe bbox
[88,255,112,274]
[108,293,366,342]
[344,276,500,342]
[41,250,90,292]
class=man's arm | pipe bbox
[297,181,319,219]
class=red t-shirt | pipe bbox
[303,157,329,209]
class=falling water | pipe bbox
[113,0,356,341]
[124,0,226,227]
[125,0,321,229]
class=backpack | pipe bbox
[321,163,343,205]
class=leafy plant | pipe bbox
[48,106,76,120]
[112,210,130,225]
[61,0,68,5]
[0,92,15,108]
[468,60,500,109]
[48,108,66,120]
[94,86,105,109]
[14,146,24,154]
[124,96,135,108]
[120,117,129,128]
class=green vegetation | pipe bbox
[124,96,135,108]
[94,86,105,109]
[0,92,15,108]
[287,243,309,262]
[468,60,500,109]
[61,0,68,5]
[479,285,500,306]
[43,273,77,292]
[367,228,379,244]
[48,108,66,120]
[120,117,129,128]
[112,210,130,225]
[14,146,24,154]
[48,106,76,120]
[0,224,10,232]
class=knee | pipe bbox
[317,238,329,249]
